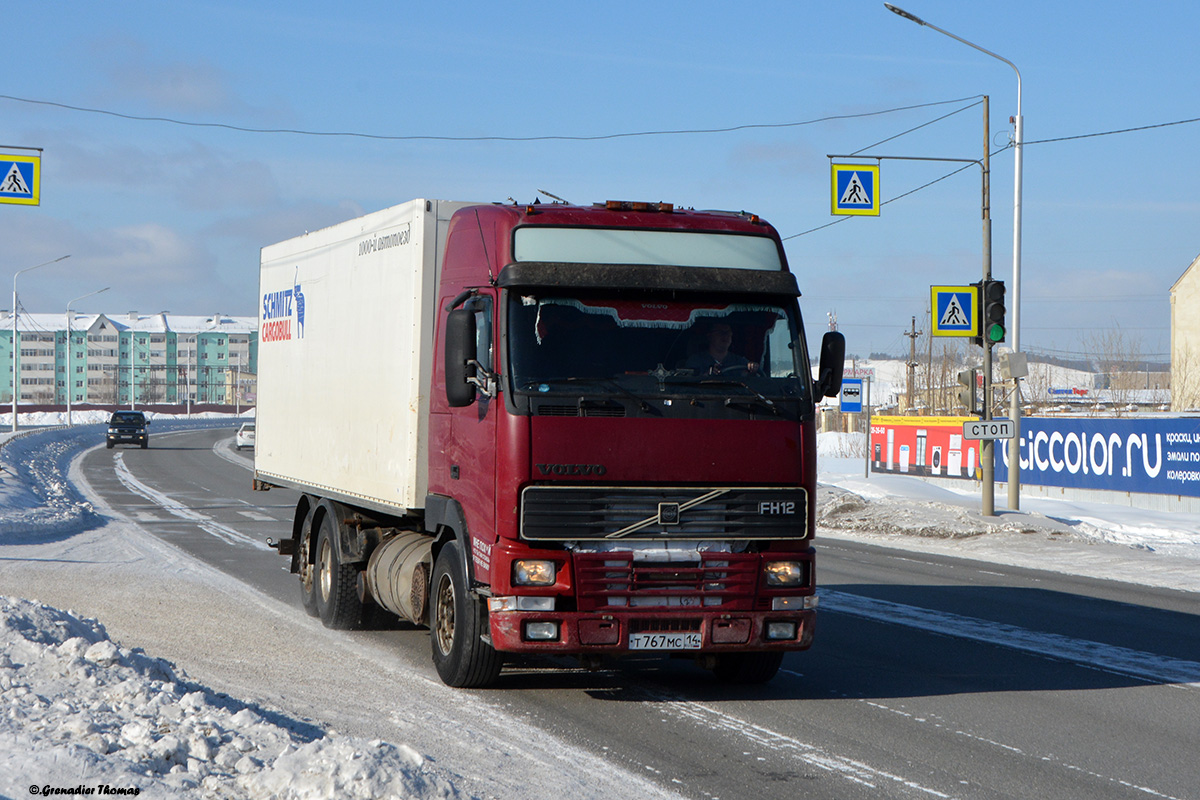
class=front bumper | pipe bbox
[107,432,147,444]
[487,606,816,654]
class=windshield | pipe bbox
[507,293,812,412]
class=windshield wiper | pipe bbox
[522,376,657,414]
[667,377,782,416]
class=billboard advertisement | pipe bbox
[996,417,1200,498]
[869,416,979,480]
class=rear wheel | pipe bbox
[712,651,784,684]
[430,542,501,687]
[315,514,362,629]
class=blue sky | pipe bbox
[3,0,1197,362]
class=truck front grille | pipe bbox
[574,551,761,612]
[519,486,807,542]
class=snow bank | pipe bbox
[0,596,460,800]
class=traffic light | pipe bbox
[957,368,977,413]
[982,280,1006,344]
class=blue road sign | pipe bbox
[0,153,40,206]
[841,378,864,413]
[930,285,979,337]
[831,164,879,216]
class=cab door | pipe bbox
[441,292,498,583]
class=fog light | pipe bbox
[764,561,804,586]
[514,560,556,586]
[524,621,559,641]
[765,621,797,641]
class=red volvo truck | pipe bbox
[257,198,844,687]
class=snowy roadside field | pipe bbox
[0,420,687,800]
[2,420,1198,799]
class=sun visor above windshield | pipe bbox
[496,262,800,296]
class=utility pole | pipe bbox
[904,316,922,414]
[979,95,996,516]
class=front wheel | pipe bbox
[315,514,362,630]
[430,543,502,688]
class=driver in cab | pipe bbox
[684,322,759,376]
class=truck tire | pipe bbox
[430,542,502,688]
[712,651,784,684]
[297,513,319,617]
[315,515,362,630]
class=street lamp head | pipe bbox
[884,3,926,26]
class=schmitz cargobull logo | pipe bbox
[261,269,305,343]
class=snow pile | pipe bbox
[0,427,104,541]
[0,596,462,800]
[817,484,1065,540]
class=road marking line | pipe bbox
[856,698,1185,800]
[820,589,1200,689]
[112,453,271,551]
[646,692,955,797]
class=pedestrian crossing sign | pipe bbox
[930,285,979,337]
[0,152,40,206]
[831,163,879,216]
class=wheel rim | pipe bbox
[434,573,456,656]
[318,535,333,603]
[299,533,313,596]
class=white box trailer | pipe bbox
[255,199,477,513]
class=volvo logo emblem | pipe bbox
[535,463,608,476]
[657,502,681,525]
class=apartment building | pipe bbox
[0,311,257,407]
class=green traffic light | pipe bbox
[987,323,1005,343]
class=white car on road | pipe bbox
[235,422,256,450]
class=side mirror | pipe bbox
[815,331,846,398]
[444,309,477,408]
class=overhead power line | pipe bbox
[1025,116,1200,145]
[0,92,981,142]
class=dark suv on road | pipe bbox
[106,411,150,449]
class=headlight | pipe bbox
[764,561,804,586]
[513,560,556,586]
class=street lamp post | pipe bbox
[66,287,110,427]
[11,255,71,432]
[885,3,1024,509]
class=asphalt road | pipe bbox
[81,427,1200,800]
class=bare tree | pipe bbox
[1173,341,1200,411]
[1085,324,1146,417]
